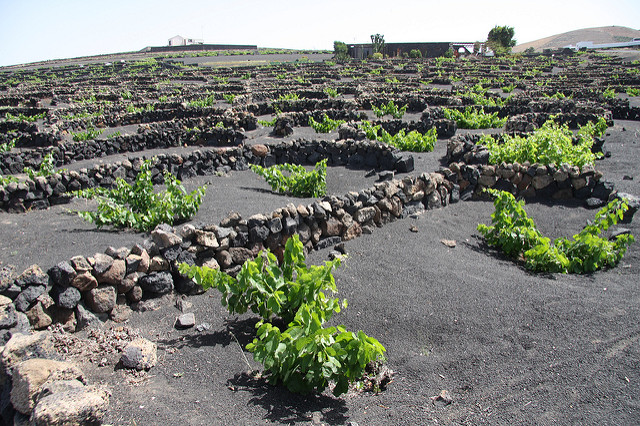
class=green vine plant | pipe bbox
[324,87,339,98]
[70,158,206,231]
[477,189,634,273]
[179,235,386,396]
[251,159,327,197]
[72,127,104,142]
[602,87,616,99]
[442,106,507,129]
[277,93,300,101]
[371,100,407,119]
[478,117,606,169]
[0,138,16,153]
[359,121,437,152]
[0,175,18,186]
[4,112,47,123]
[308,114,345,133]
[456,89,508,107]
[24,153,66,179]
[625,87,640,97]
[258,117,277,127]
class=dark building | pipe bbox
[347,42,480,59]
[142,44,257,53]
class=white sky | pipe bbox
[1,0,639,67]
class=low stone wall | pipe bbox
[0,170,454,343]
[0,139,415,212]
[246,98,360,116]
[505,111,612,133]
[446,134,614,205]
[0,122,247,176]
[49,106,257,132]
[271,109,368,136]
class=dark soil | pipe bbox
[10,120,635,425]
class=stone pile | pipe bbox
[0,331,109,425]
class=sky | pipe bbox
[1,0,639,67]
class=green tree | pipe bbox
[487,25,516,56]
[371,33,385,55]
[333,41,349,61]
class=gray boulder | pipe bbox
[138,272,174,296]
[50,286,81,310]
[30,386,109,426]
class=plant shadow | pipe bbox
[463,235,558,279]
[239,186,280,195]
[227,371,349,424]
[156,317,261,350]
[157,316,351,423]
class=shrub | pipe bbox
[371,52,383,60]
[70,158,206,231]
[333,41,349,61]
[478,118,603,168]
[359,121,436,152]
[478,190,634,273]
[179,235,386,396]
[180,235,341,324]
[308,114,345,133]
[626,87,640,97]
[277,93,300,101]
[324,87,339,98]
[4,112,46,123]
[371,100,407,119]
[602,87,616,99]
[0,138,16,153]
[187,95,217,108]
[458,90,507,107]
[251,159,327,197]
[0,175,17,186]
[442,106,507,129]
[409,49,422,59]
[24,153,65,179]
[72,127,103,142]
[258,117,277,127]
[577,116,608,139]
[247,304,386,396]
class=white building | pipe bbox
[168,35,204,46]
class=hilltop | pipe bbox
[513,25,640,53]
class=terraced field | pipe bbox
[0,51,639,424]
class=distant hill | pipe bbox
[513,26,640,53]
